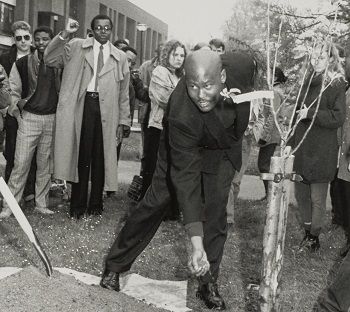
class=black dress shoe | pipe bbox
[87,205,104,216]
[87,210,103,216]
[196,282,226,310]
[100,270,120,291]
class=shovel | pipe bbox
[0,177,53,276]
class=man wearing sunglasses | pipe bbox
[44,15,130,219]
[0,26,62,218]
[0,21,37,215]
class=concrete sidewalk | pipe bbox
[117,160,331,209]
[0,156,331,209]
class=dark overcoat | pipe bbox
[294,75,346,183]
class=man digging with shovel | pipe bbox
[101,50,256,310]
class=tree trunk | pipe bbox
[259,151,294,312]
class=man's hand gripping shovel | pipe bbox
[0,177,53,276]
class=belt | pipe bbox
[86,91,99,99]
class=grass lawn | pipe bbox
[0,180,345,311]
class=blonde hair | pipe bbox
[11,21,31,36]
[313,41,346,84]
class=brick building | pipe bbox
[0,0,168,64]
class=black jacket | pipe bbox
[0,44,35,76]
[294,75,346,183]
[166,79,250,227]
[159,51,256,234]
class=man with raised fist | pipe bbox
[44,15,130,219]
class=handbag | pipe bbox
[127,175,143,201]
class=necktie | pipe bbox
[95,45,104,91]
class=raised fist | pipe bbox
[65,18,79,34]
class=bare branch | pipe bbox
[270,18,284,141]
[285,57,313,143]
[270,9,323,20]
[296,21,321,32]
[266,1,272,90]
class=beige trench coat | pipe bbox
[44,35,130,191]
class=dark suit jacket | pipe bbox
[166,78,250,228]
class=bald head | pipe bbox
[184,50,226,112]
[185,50,222,78]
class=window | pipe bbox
[99,3,107,15]
[69,0,79,20]
[0,2,14,36]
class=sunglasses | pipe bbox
[94,26,112,32]
[15,35,31,41]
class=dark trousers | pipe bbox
[330,176,350,233]
[317,251,350,311]
[70,95,105,216]
[3,114,36,197]
[117,142,122,161]
[105,133,234,283]
[295,182,328,236]
[139,121,149,177]
[141,126,161,198]
[258,143,277,195]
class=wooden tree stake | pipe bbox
[259,148,294,312]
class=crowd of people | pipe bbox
[0,14,349,311]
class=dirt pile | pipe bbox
[0,266,166,312]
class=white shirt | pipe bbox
[87,39,111,92]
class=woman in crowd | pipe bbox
[141,40,186,203]
[258,67,288,199]
[294,41,347,251]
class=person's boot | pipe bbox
[309,234,320,252]
[100,270,120,291]
[299,229,311,249]
[299,230,320,252]
[196,282,226,310]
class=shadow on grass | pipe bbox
[0,221,38,268]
